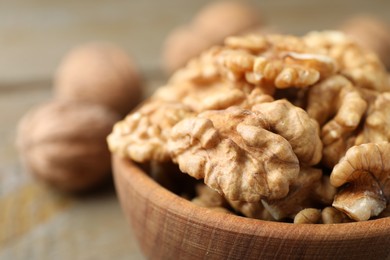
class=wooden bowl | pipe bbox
[113,156,390,259]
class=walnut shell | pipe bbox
[54,42,142,116]
[17,100,121,192]
[161,1,262,74]
[192,1,261,41]
[161,25,216,75]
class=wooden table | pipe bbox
[1,1,389,259]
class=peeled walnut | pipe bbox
[321,207,352,224]
[306,75,367,167]
[169,99,320,204]
[109,30,390,223]
[222,35,337,87]
[293,208,321,224]
[262,167,336,221]
[168,106,300,202]
[252,100,322,165]
[330,143,390,221]
[340,15,390,69]
[159,33,339,113]
[107,99,194,163]
[355,92,390,144]
[163,31,387,107]
[227,200,275,221]
[294,207,351,224]
[17,100,120,192]
[55,42,142,116]
[156,79,249,113]
[160,47,276,112]
[191,183,228,209]
[303,30,389,92]
[190,183,233,214]
[156,80,273,114]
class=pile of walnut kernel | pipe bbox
[108,30,390,224]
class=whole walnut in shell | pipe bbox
[161,25,217,76]
[55,42,142,116]
[192,1,261,42]
[17,100,120,192]
[162,1,262,74]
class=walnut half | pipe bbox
[168,106,300,202]
[330,142,390,221]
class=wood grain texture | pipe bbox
[114,156,390,260]
[0,183,72,246]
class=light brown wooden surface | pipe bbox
[1,1,390,259]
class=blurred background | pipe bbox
[1,0,389,84]
[1,0,389,259]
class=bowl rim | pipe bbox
[114,155,390,241]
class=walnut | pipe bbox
[160,32,375,120]
[156,82,274,114]
[107,99,194,162]
[224,33,269,52]
[262,167,336,220]
[158,32,341,114]
[168,106,300,202]
[252,99,322,165]
[321,207,352,224]
[306,75,367,167]
[207,207,233,214]
[330,143,390,221]
[162,31,387,114]
[166,46,222,84]
[109,30,390,223]
[222,35,337,87]
[17,100,120,192]
[293,208,322,224]
[155,80,248,113]
[227,200,274,221]
[293,207,351,224]
[191,183,228,209]
[158,47,275,113]
[355,92,390,144]
[303,30,390,92]
[54,42,142,116]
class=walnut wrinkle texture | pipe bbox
[331,143,390,221]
